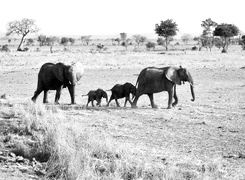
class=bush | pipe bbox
[146,42,156,50]
[96,43,104,50]
[192,46,198,51]
[60,37,69,45]
[0,44,10,52]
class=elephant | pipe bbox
[107,82,136,107]
[132,66,195,109]
[31,62,84,104]
[83,88,108,107]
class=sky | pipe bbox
[0,0,244,37]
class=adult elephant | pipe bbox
[31,62,84,104]
[132,66,195,109]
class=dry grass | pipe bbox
[0,44,245,179]
[1,100,244,179]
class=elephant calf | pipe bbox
[107,82,136,107]
[84,88,108,107]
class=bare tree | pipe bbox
[6,18,39,51]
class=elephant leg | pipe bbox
[31,89,42,103]
[55,87,62,104]
[167,88,174,109]
[124,98,128,107]
[67,85,76,104]
[172,85,178,107]
[124,95,132,107]
[132,93,140,108]
[86,99,90,107]
[128,95,133,105]
[107,95,114,107]
[97,98,102,107]
[91,100,95,107]
[115,98,120,107]
[147,93,157,108]
[43,90,49,103]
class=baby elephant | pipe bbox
[84,88,108,107]
[107,82,136,107]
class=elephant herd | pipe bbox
[31,62,195,109]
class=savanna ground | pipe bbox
[0,44,245,179]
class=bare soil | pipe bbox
[0,50,245,179]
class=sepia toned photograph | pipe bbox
[0,0,245,179]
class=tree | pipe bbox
[157,37,165,46]
[120,32,127,41]
[81,35,91,45]
[68,38,75,45]
[146,41,156,51]
[121,39,131,50]
[133,35,147,46]
[6,18,39,51]
[114,38,121,45]
[120,33,130,50]
[214,37,222,49]
[157,37,173,48]
[213,23,239,52]
[37,35,46,46]
[46,36,59,46]
[60,37,69,46]
[201,18,218,36]
[181,34,192,44]
[199,18,218,51]
[46,36,59,53]
[26,38,34,46]
[155,19,178,51]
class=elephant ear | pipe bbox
[72,62,84,82]
[165,66,181,85]
[97,89,103,97]
[52,63,66,82]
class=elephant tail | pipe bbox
[81,94,88,97]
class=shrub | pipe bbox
[0,44,10,52]
[60,37,69,45]
[96,43,104,50]
[146,42,156,50]
[192,46,198,51]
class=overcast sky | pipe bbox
[0,0,244,37]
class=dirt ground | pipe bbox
[0,50,245,179]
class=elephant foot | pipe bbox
[172,103,177,107]
[31,98,36,103]
[167,106,173,109]
[152,105,158,109]
[131,104,138,109]
[54,101,59,105]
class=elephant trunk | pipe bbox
[190,84,195,101]
[187,73,195,101]
[68,85,76,104]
